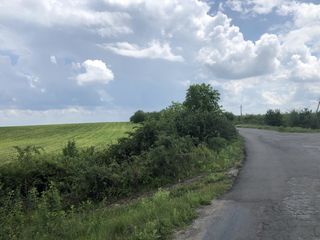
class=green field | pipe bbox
[0,122,135,162]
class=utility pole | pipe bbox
[240,104,243,117]
[316,100,320,126]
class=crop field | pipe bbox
[0,122,135,162]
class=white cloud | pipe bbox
[105,0,145,7]
[276,2,320,84]
[288,54,320,82]
[16,72,44,91]
[218,0,320,113]
[262,88,296,106]
[2,0,320,124]
[226,0,284,15]
[75,60,114,85]
[198,28,281,79]
[50,55,57,64]
[220,78,258,96]
[179,80,192,87]
[0,1,132,36]
[101,40,184,62]
[226,0,243,12]
[278,2,320,27]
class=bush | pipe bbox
[287,108,319,129]
[207,137,227,152]
[130,110,146,123]
[0,159,67,197]
[62,140,78,158]
[0,84,239,238]
[224,112,235,122]
[265,109,283,126]
[146,135,195,181]
[106,120,160,163]
[176,111,236,142]
[240,108,320,129]
[13,145,44,162]
[236,114,265,125]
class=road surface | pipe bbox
[176,128,320,240]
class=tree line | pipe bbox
[232,108,320,129]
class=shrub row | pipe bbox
[235,108,320,129]
[0,84,237,239]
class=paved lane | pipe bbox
[177,128,320,240]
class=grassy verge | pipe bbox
[2,138,244,240]
[237,124,320,133]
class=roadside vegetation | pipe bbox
[231,108,320,132]
[0,84,243,239]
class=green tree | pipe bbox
[265,109,283,126]
[130,110,146,123]
[178,84,236,142]
[224,112,235,122]
[183,84,221,113]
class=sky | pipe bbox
[1,0,320,126]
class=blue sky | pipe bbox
[1,0,320,126]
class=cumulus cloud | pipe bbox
[287,54,320,82]
[278,2,320,27]
[276,2,320,83]
[74,60,114,85]
[1,0,320,124]
[0,0,132,36]
[216,0,320,113]
[101,41,184,62]
[226,0,284,15]
[198,28,280,79]
[262,88,296,106]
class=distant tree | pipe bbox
[265,109,283,126]
[130,110,146,123]
[288,108,319,129]
[287,110,299,127]
[239,114,265,125]
[183,83,221,113]
[297,108,313,128]
[224,112,235,122]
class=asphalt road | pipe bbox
[177,128,320,240]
